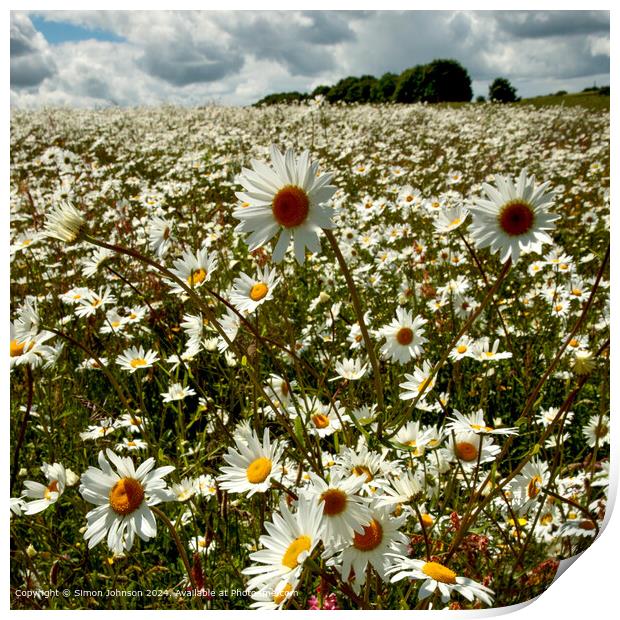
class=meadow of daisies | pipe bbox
[10,99,609,610]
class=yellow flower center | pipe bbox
[528,475,542,498]
[130,358,148,368]
[249,282,269,302]
[320,488,347,516]
[498,201,535,236]
[396,327,414,346]
[457,344,468,354]
[109,477,145,516]
[10,339,30,357]
[422,561,457,584]
[44,480,59,500]
[281,535,312,569]
[272,185,310,228]
[571,288,582,296]
[311,414,330,429]
[418,378,432,393]
[352,465,374,482]
[449,217,461,227]
[111,321,121,328]
[455,441,479,462]
[246,457,272,484]
[273,583,293,605]
[353,519,383,551]
[188,268,207,286]
[421,513,434,528]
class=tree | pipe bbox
[371,72,398,102]
[421,59,473,103]
[392,65,426,103]
[489,77,518,103]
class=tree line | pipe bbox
[254,59,524,106]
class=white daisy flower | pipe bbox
[22,462,66,515]
[468,169,560,264]
[116,345,159,373]
[399,360,436,402]
[305,471,372,545]
[386,556,494,606]
[233,145,337,264]
[161,382,196,403]
[330,503,408,591]
[446,409,518,436]
[148,216,173,258]
[79,449,175,554]
[217,428,284,497]
[379,308,427,364]
[169,247,218,293]
[330,357,369,381]
[230,266,280,314]
[43,201,87,244]
[446,431,501,471]
[242,496,324,591]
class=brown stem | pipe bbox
[11,365,34,493]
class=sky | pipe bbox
[10,10,610,107]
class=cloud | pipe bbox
[10,12,57,88]
[10,10,610,107]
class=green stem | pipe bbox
[324,229,384,425]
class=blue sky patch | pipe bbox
[31,16,124,45]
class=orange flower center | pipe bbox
[320,488,347,516]
[352,465,374,482]
[273,583,293,605]
[10,339,31,357]
[353,519,383,551]
[272,185,310,228]
[498,201,535,236]
[188,268,207,286]
[457,344,468,354]
[246,457,272,484]
[422,561,457,584]
[44,480,59,500]
[455,441,479,462]
[249,282,269,302]
[109,477,145,516]
[396,327,414,346]
[311,414,330,429]
[527,475,542,498]
[281,535,311,569]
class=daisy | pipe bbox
[446,431,501,471]
[291,399,342,438]
[148,216,173,258]
[116,346,159,373]
[242,496,324,591]
[79,449,175,554]
[115,437,148,452]
[161,382,196,403]
[195,474,218,497]
[433,203,468,233]
[510,459,550,512]
[249,579,298,610]
[10,324,55,370]
[21,462,66,515]
[583,414,610,448]
[171,477,196,502]
[265,373,296,409]
[379,308,427,364]
[375,471,424,509]
[472,337,512,362]
[330,357,369,381]
[217,428,284,497]
[169,247,218,293]
[230,266,280,314]
[449,336,476,361]
[43,201,87,244]
[331,504,408,591]
[189,536,215,555]
[79,418,120,441]
[393,421,433,456]
[399,360,436,402]
[305,471,372,544]
[386,556,494,606]
[446,409,518,436]
[468,169,559,264]
[74,287,116,318]
[233,145,337,264]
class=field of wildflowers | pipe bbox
[10,100,609,610]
